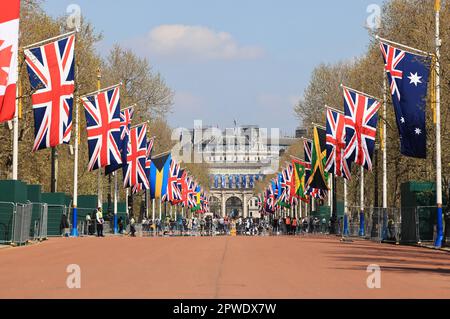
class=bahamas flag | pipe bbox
[149,153,172,200]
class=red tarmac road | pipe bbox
[0,236,449,299]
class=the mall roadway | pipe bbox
[0,235,449,299]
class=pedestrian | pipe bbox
[85,213,91,236]
[118,216,124,234]
[60,213,70,237]
[292,217,298,235]
[285,216,291,235]
[130,216,136,237]
[322,218,327,234]
[96,207,105,237]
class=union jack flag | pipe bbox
[187,178,198,209]
[165,160,182,204]
[123,124,149,189]
[82,87,122,171]
[177,169,188,206]
[24,35,75,151]
[120,107,134,140]
[343,86,381,171]
[105,106,135,175]
[132,136,154,192]
[325,109,351,179]
[380,42,405,101]
[280,165,293,204]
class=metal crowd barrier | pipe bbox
[344,207,401,242]
[12,203,33,245]
[0,202,34,246]
[0,202,16,245]
[31,203,48,241]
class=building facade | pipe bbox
[178,125,299,218]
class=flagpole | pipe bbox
[70,32,79,237]
[382,75,389,241]
[434,0,444,248]
[96,69,102,209]
[343,179,349,238]
[22,30,77,50]
[125,188,129,217]
[113,173,118,234]
[12,77,19,180]
[359,167,365,237]
[71,98,80,237]
[340,84,381,102]
[328,177,332,215]
[152,198,156,221]
[375,35,432,57]
[145,189,149,220]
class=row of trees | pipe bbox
[1,1,211,206]
[256,0,449,208]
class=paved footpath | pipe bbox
[0,236,449,299]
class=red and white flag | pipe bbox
[0,0,20,123]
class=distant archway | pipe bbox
[226,196,243,219]
[209,196,221,216]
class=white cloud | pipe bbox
[129,24,264,61]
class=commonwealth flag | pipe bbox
[292,158,309,202]
[306,127,329,191]
[149,153,172,200]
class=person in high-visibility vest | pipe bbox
[285,216,291,235]
[292,217,298,236]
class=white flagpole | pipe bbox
[152,198,156,221]
[360,167,365,237]
[12,47,21,181]
[344,178,348,237]
[125,188,129,216]
[434,0,444,248]
[70,32,79,237]
[71,98,80,237]
[159,199,162,220]
[382,76,388,210]
[382,74,388,240]
[145,189,149,219]
[12,87,19,180]
[113,172,118,234]
[328,177,333,217]
[96,69,102,208]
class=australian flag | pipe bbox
[380,42,431,159]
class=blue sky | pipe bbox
[43,0,384,136]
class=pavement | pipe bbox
[0,235,449,299]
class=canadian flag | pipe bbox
[0,0,20,123]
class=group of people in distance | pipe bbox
[62,208,346,238]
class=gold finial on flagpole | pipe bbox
[435,0,441,12]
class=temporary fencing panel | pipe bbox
[0,202,15,244]
[31,203,48,241]
[12,204,33,245]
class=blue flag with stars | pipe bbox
[380,42,431,159]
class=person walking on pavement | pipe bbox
[129,216,136,237]
[96,207,105,237]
